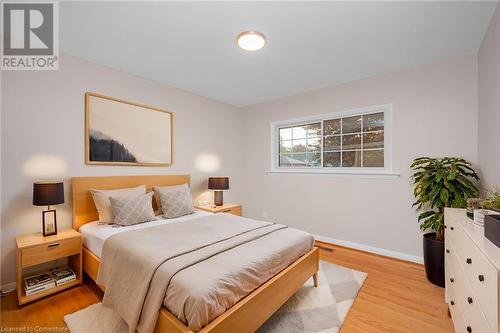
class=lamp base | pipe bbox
[42,209,58,236]
[214,191,224,206]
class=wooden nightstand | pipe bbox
[195,204,242,216]
[16,229,82,305]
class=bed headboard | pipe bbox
[71,174,190,230]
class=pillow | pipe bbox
[158,184,194,219]
[90,185,146,224]
[152,184,189,212]
[109,192,156,226]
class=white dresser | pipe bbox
[445,208,500,333]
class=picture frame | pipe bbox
[85,92,173,166]
[42,210,57,236]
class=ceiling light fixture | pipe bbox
[236,31,266,51]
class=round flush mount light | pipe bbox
[236,31,266,51]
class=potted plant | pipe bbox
[481,190,500,211]
[411,157,479,287]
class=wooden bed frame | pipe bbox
[72,175,319,333]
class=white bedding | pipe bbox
[79,209,211,257]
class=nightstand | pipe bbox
[195,204,242,216]
[16,229,82,305]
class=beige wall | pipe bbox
[240,56,478,261]
[0,54,244,285]
[478,4,500,191]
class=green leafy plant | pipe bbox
[411,157,479,241]
[481,190,500,211]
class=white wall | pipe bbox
[0,54,244,285]
[478,4,500,191]
[240,56,478,261]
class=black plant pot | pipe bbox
[423,233,445,287]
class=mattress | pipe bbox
[79,209,211,257]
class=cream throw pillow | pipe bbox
[158,184,194,219]
[109,192,156,226]
[90,185,146,224]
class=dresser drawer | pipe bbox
[445,219,458,245]
[449,294,467,333]
[450,225,498,331]
[447,275,469,333]
[21,237,81,267]
[448,243,495,333]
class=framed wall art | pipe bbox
[85,92,173,166]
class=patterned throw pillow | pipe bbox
[152,184,188,213]
[109,192,156,226]
[158,184,194,219]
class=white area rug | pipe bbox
[64,261,367,333]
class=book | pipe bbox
[53,266,75,279]
[24,272,54,291]
[24,281,55,295]
[53,266,76,285]
[55,275,76,286]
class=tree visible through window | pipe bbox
[279,123,321,167]
[277,111,385,169]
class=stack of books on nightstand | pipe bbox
[52,266,76,286]
[23,266,76,295]
[24,272,55,296]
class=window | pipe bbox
[271,105,392,174]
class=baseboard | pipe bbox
[314,234,424,264]
[1,281,16,293]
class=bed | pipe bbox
[72,175,319,333]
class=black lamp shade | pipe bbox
[33,182,64,206]
[208,177,229,190]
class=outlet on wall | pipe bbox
[262,211,268,218]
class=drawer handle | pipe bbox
[446,249,450,254]
[450,227,454,230]
[467,297,473,304]
[444,225,447,229]
[467,326,472,333]
[450,300,455,306]
[478,275,484,282]
[47,243,60,248]
[450,278,454,283]
[222,210,231,213]
[466,258,472,264]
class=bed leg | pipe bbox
[313,272,318,287]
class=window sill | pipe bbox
[266,169,401,178]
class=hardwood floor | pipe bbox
[316,241,454,333]
[1,243,454,333]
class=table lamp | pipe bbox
[33,182,64,236]
[208,177,229,207]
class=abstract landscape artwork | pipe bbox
[85,93,173,166]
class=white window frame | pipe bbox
[270,104,396,176]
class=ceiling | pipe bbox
[60,1,497,107]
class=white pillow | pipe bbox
[90,185,146,223]
[157,184,193,219]
[152,184,189,212]
[109,192,156,226]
